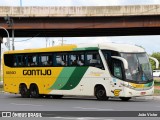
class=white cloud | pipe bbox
[110,36,160,54]
[0,0,19,6]
[86,37,111,44]
[1,0,160,6]
[14,38,46,50]
[73,0,121,6]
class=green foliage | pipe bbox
[154,89,160,95]
[150,52,160,70]
[154,81,160,86]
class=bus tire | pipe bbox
[30,84,39,98]
[52,95,63,99]
[19,84,30,98]
[95,86,108,101]
[120,97,131,101]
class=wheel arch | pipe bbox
[29,83,40,98]
[29,83,39,90]
[19,83,30,90]
[19,83,28,91]
[94,84,107,96]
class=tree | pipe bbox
[150,52,160,70]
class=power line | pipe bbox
[14,33,40,42]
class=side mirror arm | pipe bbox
[111,56,128,70]
[149,56,159,69]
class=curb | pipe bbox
[153,96,160,100]
[134,96,160,100]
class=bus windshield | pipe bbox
[120,53,153,82]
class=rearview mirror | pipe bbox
[149,56,159,69]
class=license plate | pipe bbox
[141,92,146,95]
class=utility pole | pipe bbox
[46,37,49,47]
[59,37,66,46]
[46,38,48,48]
[52,40,54,46]
[12,23,14,50]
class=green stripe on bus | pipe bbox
[61,67,88,90]
[144,81,153,87]
[49,67,76,90]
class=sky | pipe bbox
[1,0,160,54]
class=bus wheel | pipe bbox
[30,84,39,98]
[95,86,108,101]
[52,95,63,99]
[19,84,30,98]
[120,97,131,101]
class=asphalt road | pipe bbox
[0,93,160,120]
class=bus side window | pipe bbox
[69,54,76,66]
[17,55,23,67]
[86,51,103,69]
[4,54,15,67]
[22,55,27,66]
[13,56,17,66]
[112,59,123,79]
[55,53,68,66]
[28,55,38,67]
[69,52,84,66]
[39,54,53,66]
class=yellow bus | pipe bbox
[3,43,157,101]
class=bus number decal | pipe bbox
[6,71,16,74]
[23,69,52,76]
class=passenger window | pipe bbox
[86,51,103,69]
[13,56,17,66]
[55,53,68,66]
[4,54,14,67]
[14,55,27,67]
[69,52,84,66]
[39,54,53,66]
[28,55,38,67]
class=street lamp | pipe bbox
[0,26,10,50]
[4,15,14,50]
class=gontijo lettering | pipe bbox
[23,69,51,76]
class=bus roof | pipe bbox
[4,43,145,54]
[76,43,145,52]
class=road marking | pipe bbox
[10,103,43,107]
[50,117,76,119]
[74,107,114,111]
[49,117,114,120]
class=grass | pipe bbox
[154,78,160,95]
[154,81,160,86]
[0,87,3,91]
[154,77,160,83]
[154,89,160,96]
